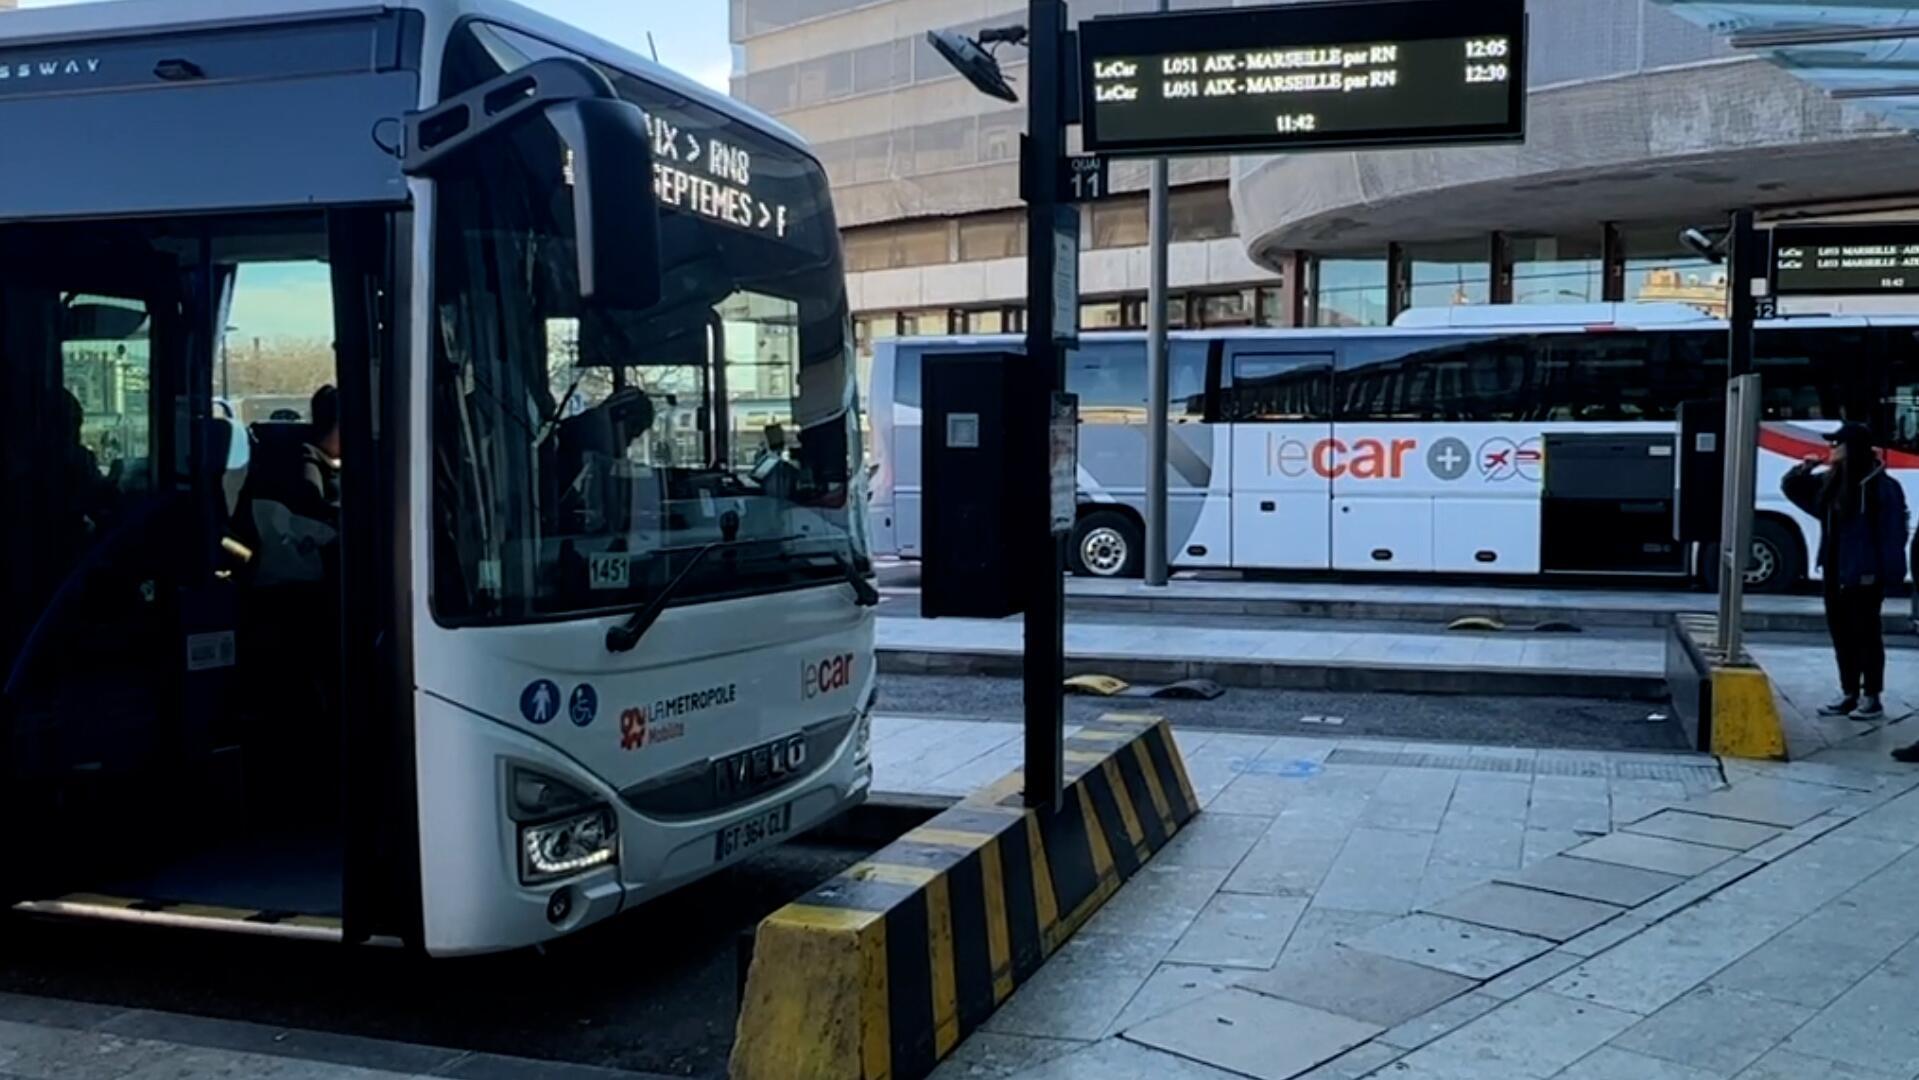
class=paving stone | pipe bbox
[1546,899,1800,1015]
[1083,866,1230,943]
[1735,1047,1903,1080]
[1312,827,1435,915]
[1008,1036,1248,1080]
[1500,855,1685,907]
[1476,949,1583,1000]
[1221,821,1348,897]
[1428,814,1525,871]
[1555,1046,1721,1080]
[1612,985,1816,1075]
[1276,907,1396,962]
[1680,781,1842,829]
[1393,991,1639,1079]
[1291,1041,1403,1080]
[1151,812,1278,872]
[1708,834,1913,918]
[926,1032,1086,1080]
[1237,946,1476,1027]
[1521,827,1584,867]
[1558,913,1657,958]
[1122,988,1381,1080]
[1375,991,1503,1051]
[1421,881,1621,943]
[1630,857,1765,923]
[1626,810,1784,851]
[1566,833,1734,877]
[1106,964,1243,1036]
[1347,914,1552,980]
[1780,937,1919,1075]
[1166,893,1307,969]
[985,932,1169,1041]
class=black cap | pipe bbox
[1825,421,1876,448]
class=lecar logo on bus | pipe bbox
[803,653,856,700]
[1268,435,1419,480]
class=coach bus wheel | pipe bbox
[1743,518,1804,593]
[1070,511,1144,579]
[1708,517,1802,593]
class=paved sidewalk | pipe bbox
[924,715,1919,1080]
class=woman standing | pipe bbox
[1782,422,1908,724]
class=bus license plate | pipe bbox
[715,803,792,862]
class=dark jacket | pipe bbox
[1782,461,1909,587]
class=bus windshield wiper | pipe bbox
[603,530,793,653]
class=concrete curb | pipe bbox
[1666,614,1789,760]
[878,647,1670,701]
[730,715,1199,1080]
[1066,588,1913,637]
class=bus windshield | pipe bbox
[431,23,866,624]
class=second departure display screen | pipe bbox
[1078,0,1527,156]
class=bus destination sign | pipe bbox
[1078,0,1526,157]
[1771,224,1919,297]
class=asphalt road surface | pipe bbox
[0,837,884,1078]
[878,673,1691,752]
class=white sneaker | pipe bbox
[1820,695,1860,717]
[1854,696,1887,721]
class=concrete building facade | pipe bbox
[731,0,1919,364]
[730,0,1291,393]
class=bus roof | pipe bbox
[880,309,1919,354]
[0,0,812,157]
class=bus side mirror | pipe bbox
[547,97,662,312]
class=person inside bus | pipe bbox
[1782,422,1908,724]
[300,384,342,519]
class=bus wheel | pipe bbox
[1071,511,1143,579]
[1743,518,1804,593]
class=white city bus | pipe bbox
[870,304,1919,591]
[0,0,875,955]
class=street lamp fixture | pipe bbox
[926,25,1027,103]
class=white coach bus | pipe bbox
[0,0,875,954]
[870,304,1919,591]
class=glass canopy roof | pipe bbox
[1654,2,1919,128]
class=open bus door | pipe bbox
[0,235,227,907]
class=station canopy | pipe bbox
[1655,2,1919,130]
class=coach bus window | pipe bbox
[1225,352,1331,422]
[1755,330,1858,421]
[431,23,861,623]
[1538,334,1663,421]
[1338,337,1535,422]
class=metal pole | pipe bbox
[1144,26,1171,588]
[1022,0,1068,811]
[1718,374,1760,660]
[1716,210,1763,659]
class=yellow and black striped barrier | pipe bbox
[730,713,1197,1080]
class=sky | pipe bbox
[17,0,737,91]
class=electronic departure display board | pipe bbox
[1771,224,1919,297]
[1078,0,1526,157]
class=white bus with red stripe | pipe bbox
[869,304,1919,591]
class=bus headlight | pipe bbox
[508,765,618,884]
[853,713,873,766]
[520,808,617,884]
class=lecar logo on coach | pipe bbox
[803,653,856,699]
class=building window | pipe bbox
[1511,234,1603,306]
[1170,185,1234,243]
[1405,239,1491,309]
[899,308,951,337]
[958,212,1025,262]
[1081,299,1127,330]
[1316,258,1388,327]
[1195,289,1255,328]
[1089,198,1149,249]
[911,116,978,176]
